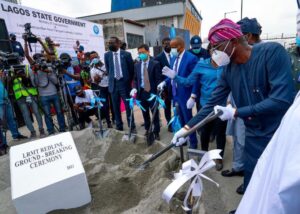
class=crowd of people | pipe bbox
[0,16,299,214]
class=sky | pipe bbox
[21,0,298,39]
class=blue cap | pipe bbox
[237,17,262,35]
[190,35,202,48]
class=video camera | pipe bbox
[22,23,37,44]
[0,51,23,74]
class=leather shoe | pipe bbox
[215,159,223,171]
[236,183,244,195]
[228,210,236,214]
[154,133,160,141]
[168,126,173,133]
[221,169,244,177]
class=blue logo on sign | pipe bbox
[93,25,99,35]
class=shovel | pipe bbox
[138,110,222,170]
[146,90,163,146]
[121,105,136,144]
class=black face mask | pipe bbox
[11,37,16,41]
[164,46,171,53]
[109,45,118,52]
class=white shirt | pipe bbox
[90,66,109,87]
[113,49,123,79]
[164,51,171,65]
[140,59,150,88]
[172,50,185,73]
[75,89,94,104]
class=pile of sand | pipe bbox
[0,129,193,214]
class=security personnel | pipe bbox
[12,65,45,137]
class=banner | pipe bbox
[0,0,105,59]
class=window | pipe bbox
[126,33,144,49]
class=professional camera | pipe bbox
[22,23,37,44]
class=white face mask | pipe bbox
[211,41,235,67]
[171,48,179,57]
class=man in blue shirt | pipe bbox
[172,19,295,210]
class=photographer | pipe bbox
[11,65,45,138]
[10,33,25,60]
[73,85,96,129]
[24,40,66,135]
[38,36,59,62]
[59,53,81,124]
[90,58,112,128]
[0,70,27,154]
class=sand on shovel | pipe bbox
[0,129,195,214]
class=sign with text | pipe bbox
[0,0,105,59]
[10,132,91,214]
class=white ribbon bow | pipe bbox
[162,149,222,211]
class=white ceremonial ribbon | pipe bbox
[162,149,222,211]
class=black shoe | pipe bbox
[154,133,160,141]
[228,210,236,214]
[107,123,113,128]
[221,169,244,177]
[215,159,223,171]
[116,127,124,131]
[141,123,145,127]
[15,134,28,140]
[236,183,244,195]
[131,128,137,134]
[168,126,173,133]
[144,130,149,136]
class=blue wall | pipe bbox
[111,0,142,12]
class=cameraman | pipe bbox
[90,58,112,128]
[11,65,45,138]
[59,53,81,123]
[24,40,66,135]
[0,70,27,151]
[10,33,25,60]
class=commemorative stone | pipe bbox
[10,132,91,214]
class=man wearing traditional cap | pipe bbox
[171,18,295,213]
[237,17,262,45]
[222,17,263,195]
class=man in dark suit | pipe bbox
[158,36,198,149]
[104,36,136,131]
[155,37,173,132]
[131,44,163,139]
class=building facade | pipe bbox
[79,0,202,48]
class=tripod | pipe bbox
[56,73,80,131]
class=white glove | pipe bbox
[172,128,188,147]
[214,104,236,121]
[157,81,166,91]
[162,66,176,79]
[130,88,137,97]
[186,95,196,109]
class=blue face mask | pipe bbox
[192,48,201,54]
[85,60,91,65]
[171,48,179,57]
[139,53,148,61]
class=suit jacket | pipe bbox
[104,49,134,93]
[133,59,162,95]
[167,51,198,105]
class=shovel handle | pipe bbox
[139,110,222,168]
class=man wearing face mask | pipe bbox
[155,37,173,132]
[158,36,199,149]
[171,19,294,212]
[221,17,263,196]
[131,44,163,140]
[189,35,210,60]
[237,17,262,45]
[10,33,25,59]
[104,36,136,132]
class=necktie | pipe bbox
[143,62,151,92]
[172,56,180,96]
[114,52,121,80]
